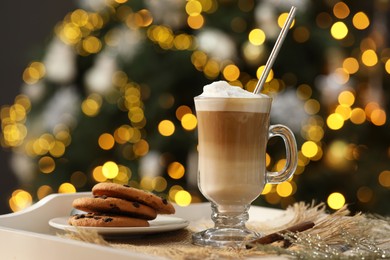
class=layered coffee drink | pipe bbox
[194,81,272,211]
[193,81,297,247]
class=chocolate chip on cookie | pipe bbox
[92,182,175,214]
[68,213,149,227]
[72,196,157,220]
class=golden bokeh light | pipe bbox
[135,9,153,27]
[128,107,144,123]
[133,139,149,157]
[187,14,204,29]
[102,161,119,179]
[327,113,344,130]
[304,99,320,115]
[2,123,28,147]
[169,185,183,201]
[276,182,293,197]
[92,166,107,182]
[296,84,312,100]
[265,153,271,167]
[186,0,202,16]
[49,141,66,157]
[158,120,175,136]
[176,105,192,121]
[114,125,136,144]
[325,140,350,169]
[175,190,192,206]
[174,34,193,50]
[361,49,378,67]
[203,59,220,79]
[305,125,324,142]
[70,9,89,26]
[343,57,359,74]
[327,192,346,210]
[265,192,281,205]
[37,185,53,200]
[365,102,380,119]
[191,50,208,71]
[352,12,370,30]
[338,91,355,107]
[60,23,82,45]
[256,66,273,83]
[22,62,46,84]
[261,183,273,195]
[82,36,102,54]
[54,128,71,147]
[147,25,174,49]
[350,108,366,124]
[378,170,390,188]
[277,13,295,28]
[248,29,266,46]
[167,161,185,179]
[301,141,319,158]
[385,59,390,74]
[333,2,350,19]
[298,151,310,166]
[370,109,386,126]
[152,176,168,192]
[335,105,351,120]
[81,94,102,117]
[9,189,33,212]
[115,165,132,184]
[330,21,348,40]
[272,159,286,172]
[38,156,56,174]
[199,0,217,13]
[140,176,153,191]
[223,64,240,81]
[98,133,115,150]
[181,113,197,131]
[58,182,76,193]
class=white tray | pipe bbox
[0,192,285,259]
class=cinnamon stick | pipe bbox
[246,221,315,249]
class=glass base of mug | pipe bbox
[192,227,259,248]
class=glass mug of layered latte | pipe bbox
[193,81,298,247]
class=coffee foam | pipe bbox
[195,81,271,112]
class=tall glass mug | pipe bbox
[193,93,298,247]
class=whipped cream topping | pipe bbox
[195,81,271,112]
[199,81,266,98]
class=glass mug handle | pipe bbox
[266,124,298,184]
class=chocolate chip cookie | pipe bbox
[68,213,149,227]
[92,182,175,214]
[72,196,157,220]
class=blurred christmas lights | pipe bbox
[1,0,389,214]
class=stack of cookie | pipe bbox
[68,182,175,227]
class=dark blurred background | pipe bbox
[0,1,76,213]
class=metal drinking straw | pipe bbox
[253,6,297,94]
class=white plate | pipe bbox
[49,215,189,236]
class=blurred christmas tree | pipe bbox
[1,0,389,214]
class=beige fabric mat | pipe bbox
[62,202,390,260]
